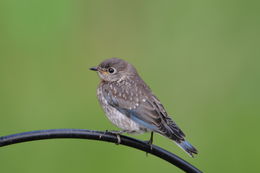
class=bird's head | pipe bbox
[90,58,137,82]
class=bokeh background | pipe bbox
[0,0,259,172]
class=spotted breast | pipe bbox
[97,80,149,133]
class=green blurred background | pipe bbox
[0,0,259,172]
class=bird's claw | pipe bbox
[116,134,121,144]
[145,132,154,156]
[105,130,125,145]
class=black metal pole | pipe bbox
[0,129,202,173]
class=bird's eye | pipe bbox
[108,67,116,74]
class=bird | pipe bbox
[90,58,198,157]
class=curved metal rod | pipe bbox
[0,129,202,173]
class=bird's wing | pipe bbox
[148,94,185,140]
[102,81,185,142]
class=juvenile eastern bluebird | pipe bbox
[90,58,198,157]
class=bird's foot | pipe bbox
[105,130,127,145]
[145,142,153,156]
[145,132,154,156]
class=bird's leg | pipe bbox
[145,132,154,148]
[148,132,154,147]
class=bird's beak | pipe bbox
[89,67,98,71]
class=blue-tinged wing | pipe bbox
[101,79,186,142]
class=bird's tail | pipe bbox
[176,140,198,157]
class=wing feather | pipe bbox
[101,79,185,142]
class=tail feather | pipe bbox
[176,140,198,157]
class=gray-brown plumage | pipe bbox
[90,58,198,157]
